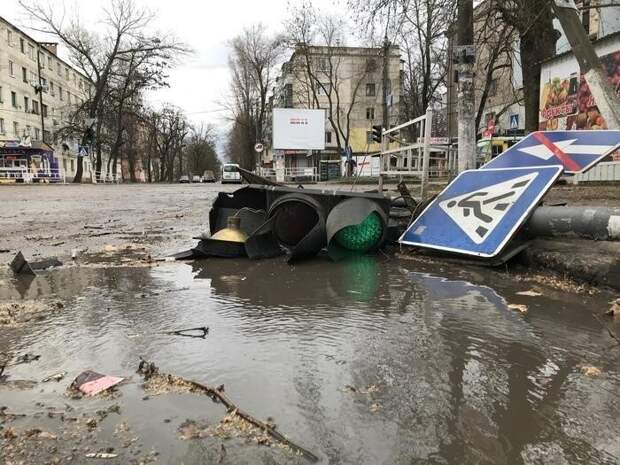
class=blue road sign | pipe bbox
[399,166,563,258]
[510,114,519,129]
[482,130,620,174]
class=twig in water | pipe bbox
[137,358,318,462]
[164,326,209,339]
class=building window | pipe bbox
[67,93,71,104]
[41,77,47,91]
[13,122,19,136]
[22,67,28,83]
[34,127,40,140]
[11,91,17,107]
[316,83,331,96]
[366,130,373,144]
[43,129,51,142]
[65,67,69,79]
[366,107,375,120]
[57,62,61,75]
[325,131,332,144]
[488,79,498,97]
[0,86,3,103]
[366,83,376,96]
[319,58,329,72]
[32,100,39,115]
[9,60,15,77]
[24,96,29,112]
[20,38,25,53]
[42,104,48,117]
[70,159,74,171]
[26,125,31,136]
[0,118,5,134]
[47,55,52,69]
[30,71,36,82]
[28,44,35,60]
[50,81,55,96]
[59,87,63,101]
[7,30,13,47]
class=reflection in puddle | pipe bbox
[0,257,618,464]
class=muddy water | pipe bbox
[1,256,619,465]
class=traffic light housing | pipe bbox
[372,125,382,143]
[206,185,391,262]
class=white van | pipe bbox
[221,163,242,184]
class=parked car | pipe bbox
[192,174,201,183]
[221,163,242,184]
[179,175,190,183]
[202,170,216,183]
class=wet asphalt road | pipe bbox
[0,184,619,465]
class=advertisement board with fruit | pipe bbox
[539,49,620,160]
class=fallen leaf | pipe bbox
[508,304,528,314]
[581,366,602,377]
[605,298,620,317]
[369,403,381,412]
[516,290,542,297]
[37,431,57,440]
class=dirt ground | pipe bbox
[0,183,239,264]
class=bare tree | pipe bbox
[20,0,189,182]
[225,25,282,169]
[284,3,374,159]
[349,0,456,122]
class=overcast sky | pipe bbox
[3,0,344,135]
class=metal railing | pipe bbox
[284,167,319,183]
[0,167,121,184]
[378,107,456,196]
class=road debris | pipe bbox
[605,298,620,317]
[9,251,35,275]
[165,326,209,338]
[580,366,602,377]
[137,358,318,462]
[508,303,529,314]
[41,371,67,383]
[516,290,543,297]
[0,301,58,328]
[70,371,125,397]
[85,452,118,459]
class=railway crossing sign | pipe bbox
[482,130,620,174]
[399,165,563,257]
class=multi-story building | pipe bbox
[265,44,402,177]
[445,1,620,140]
[0,15,98,181]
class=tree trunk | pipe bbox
[519,7,556,132]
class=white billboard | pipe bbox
[272,108,325,150]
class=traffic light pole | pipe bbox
[550,0,620,129]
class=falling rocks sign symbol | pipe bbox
[399,166,564,258]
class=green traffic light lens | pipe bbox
[334,212,383,252]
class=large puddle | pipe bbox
[1,256,619,464]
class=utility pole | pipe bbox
[550,0,620,129]
[35,48,45,143]
[455,0,476,173]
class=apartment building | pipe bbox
[0,15,97,180]
[445,1,620,139]
[266,45,402,175]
